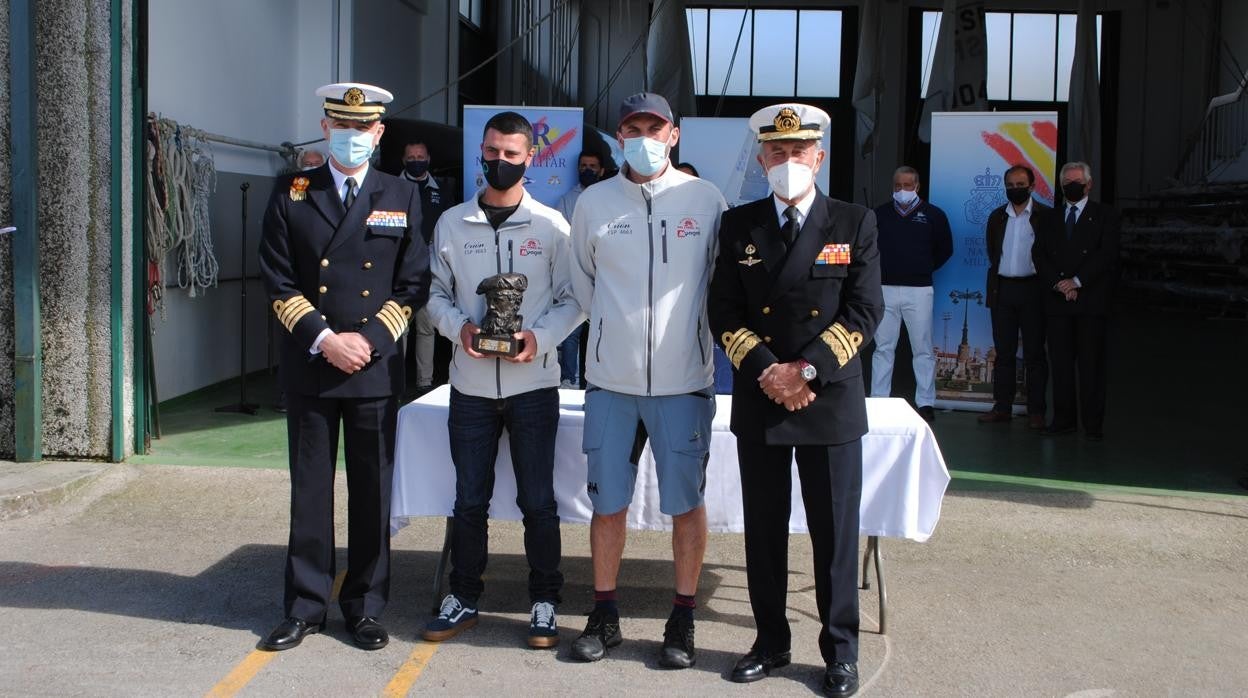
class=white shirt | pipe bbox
[999,198,1037,278]
[772,187,817,230]
[1065,197,1088,224]
[312,161,372,353]
[329,160,370,202]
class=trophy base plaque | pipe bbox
[473,334,520,357]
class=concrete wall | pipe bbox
[0,0,135,459]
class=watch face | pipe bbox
[802,365,817,380]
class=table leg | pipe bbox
[430,516,453,615]
[860,538,873,590]
[871,536,887,634]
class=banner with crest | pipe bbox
[928,111,1058,410]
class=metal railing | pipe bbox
[1175,69,1248,186]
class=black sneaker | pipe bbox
[917,405,935,423]
[659,613,695,668]
[569,608,622,662]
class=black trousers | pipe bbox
[283,392,398,622]
[737,439,862,665]
[1047,313,1108,433]
[990,275,1048,415]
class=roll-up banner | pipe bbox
[929,111,1058,410]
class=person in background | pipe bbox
[297,149,325,171]
[675,162,700,177]
[554,152,605,388]
[1034,161,1120,440]
[869,165,952,423]
[979,164,1051,428]
[400,141,449,396]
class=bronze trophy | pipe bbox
[472,272,528,357]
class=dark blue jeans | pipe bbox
[447,386,563,605]
[557,324,584,385]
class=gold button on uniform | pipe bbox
[361,290,370,298]
[360,317,368,323]
[810,309,820,317]
[764,336,772,343]
[363,261,373,269]
[762,306,771,314]
[321,314,327,321]
[320,259,329,268]
[318,285,327,293]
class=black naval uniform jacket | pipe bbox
[709,193,884,446]
[259,164,430,398]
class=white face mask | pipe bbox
[893,189,919,206]
[766,160,815,200]
[622,136,670,176]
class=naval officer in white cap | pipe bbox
[708,103,882,696]
[258,82,429,652]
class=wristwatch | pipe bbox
[798,360,817,381]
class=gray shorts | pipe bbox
[581,385,715,516]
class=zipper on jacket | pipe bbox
[507,239,514,273]
[644,191,655,396]
[594,318,603,363]
[696,318,706,365]
[661,219,669,263]
[494,227,503,398]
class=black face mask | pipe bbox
[404,159,430,178]
[482,158,526,191]
[1062,181,1086,203]
[578,169,599,188]
[1005,187,1031,205]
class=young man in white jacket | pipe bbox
[568,92,727,669]
[422,111,584,649]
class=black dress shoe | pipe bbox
[823,662,859,697]
[1041,422,1076,436]
[730,648,791,683]
[259,617,322,651]
[347,616,389,650]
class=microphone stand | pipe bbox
[216,182,259,415]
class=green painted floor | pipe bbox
[132,308,1248,498]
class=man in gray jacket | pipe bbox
[568,92,727,669]
[422,111,583,649]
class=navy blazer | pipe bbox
[259,164,430,398]
[709,193,883,446]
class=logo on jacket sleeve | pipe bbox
[519,238,543,256]
[675,217,701,238]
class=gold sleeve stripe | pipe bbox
[379,304,407,332]
[375,301,410,342]
[722,327,762,369]
[376,308,404,340]
[820,322,865,368]
[272,296,316,333]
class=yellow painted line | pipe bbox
[204,570,348,698]
[381,642,440,698]
[206,651,277,698]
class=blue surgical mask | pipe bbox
[622,136,669,176]
[329,128,375,169]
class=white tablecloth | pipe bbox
[392,386,951,542]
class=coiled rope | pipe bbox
[144,114,219,319]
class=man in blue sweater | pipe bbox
[870,166,953,422]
